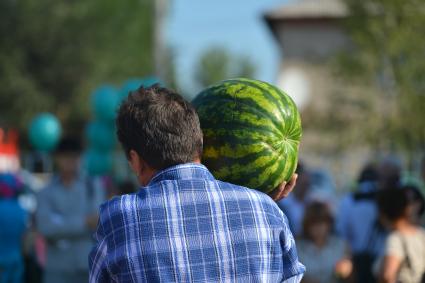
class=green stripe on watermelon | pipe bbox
[242,79,301,138]
[197,103,283,137]
[248,79,301,139]
[195,87,286,134]
[207,139,298,190]
[220,81,287,128]
[224,79,299,136]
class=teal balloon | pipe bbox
[84,149,113,176]
[120,77,163,100]
[85,121,116,151]
[91,85,119,121]
[28,113,62,151]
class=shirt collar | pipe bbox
[148,163,215,185]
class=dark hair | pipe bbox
[358,163,378,183]
[404,184,425,217]
[377,188,408,222]
[55,136,82,154]
[302,201,334,240]
[116,84,203,170]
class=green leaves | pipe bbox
[0,0,154,135]
[337,0,425,152]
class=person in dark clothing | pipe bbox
[337,158,402,283]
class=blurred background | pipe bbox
[0,0,424,282]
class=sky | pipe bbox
[165,0,287,97]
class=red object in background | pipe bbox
[0,128,20,172]
[35,233,46,268]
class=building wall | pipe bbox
[272,19,350,61]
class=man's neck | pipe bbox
[141,159,202,186]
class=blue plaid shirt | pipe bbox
[89,163,305,283]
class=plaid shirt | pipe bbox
[89,163,305,283]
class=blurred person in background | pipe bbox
[36,137,105,283]
[278,162,312,236]
[375,186,425,283]
[0,173,28,283]
[402,185,425,226]
[297,201,352,283]
[337,158,401,283]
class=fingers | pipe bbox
[275,182,287,201]
[288,173,298,188]
[269,182,285,201]
[268,173,298,202]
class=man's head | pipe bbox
[116,85,203,185]
[54,137,82,177]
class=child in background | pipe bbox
[297,201,352,283]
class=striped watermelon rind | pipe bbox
[193,78,302,193]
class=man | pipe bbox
[89,85,305,282]
[36,137,105,283]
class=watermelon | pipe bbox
[192,78,302,193]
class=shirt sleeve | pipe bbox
[385,232,404,259]
[36,189,87,239]
[279,211,306,283]
[89,205,113,283]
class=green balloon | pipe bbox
[91,85,119,121]
[85,121,116,151]
[83,149,113,176]
[28,113,62,151]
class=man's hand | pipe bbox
[268,174,298,202]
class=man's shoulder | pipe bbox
[99,193,138,216]
[215,180,285,220]
[215,179,268,199]
[98,194,139,234]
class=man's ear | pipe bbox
[128,150,142,176]
[128,150,156,186]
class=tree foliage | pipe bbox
[194,47,256,89]
[0,0,154,134]
[340,0,425,152]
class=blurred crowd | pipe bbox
[278,158,425,283]
[1,136,425,283]
[0,137,137,283]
